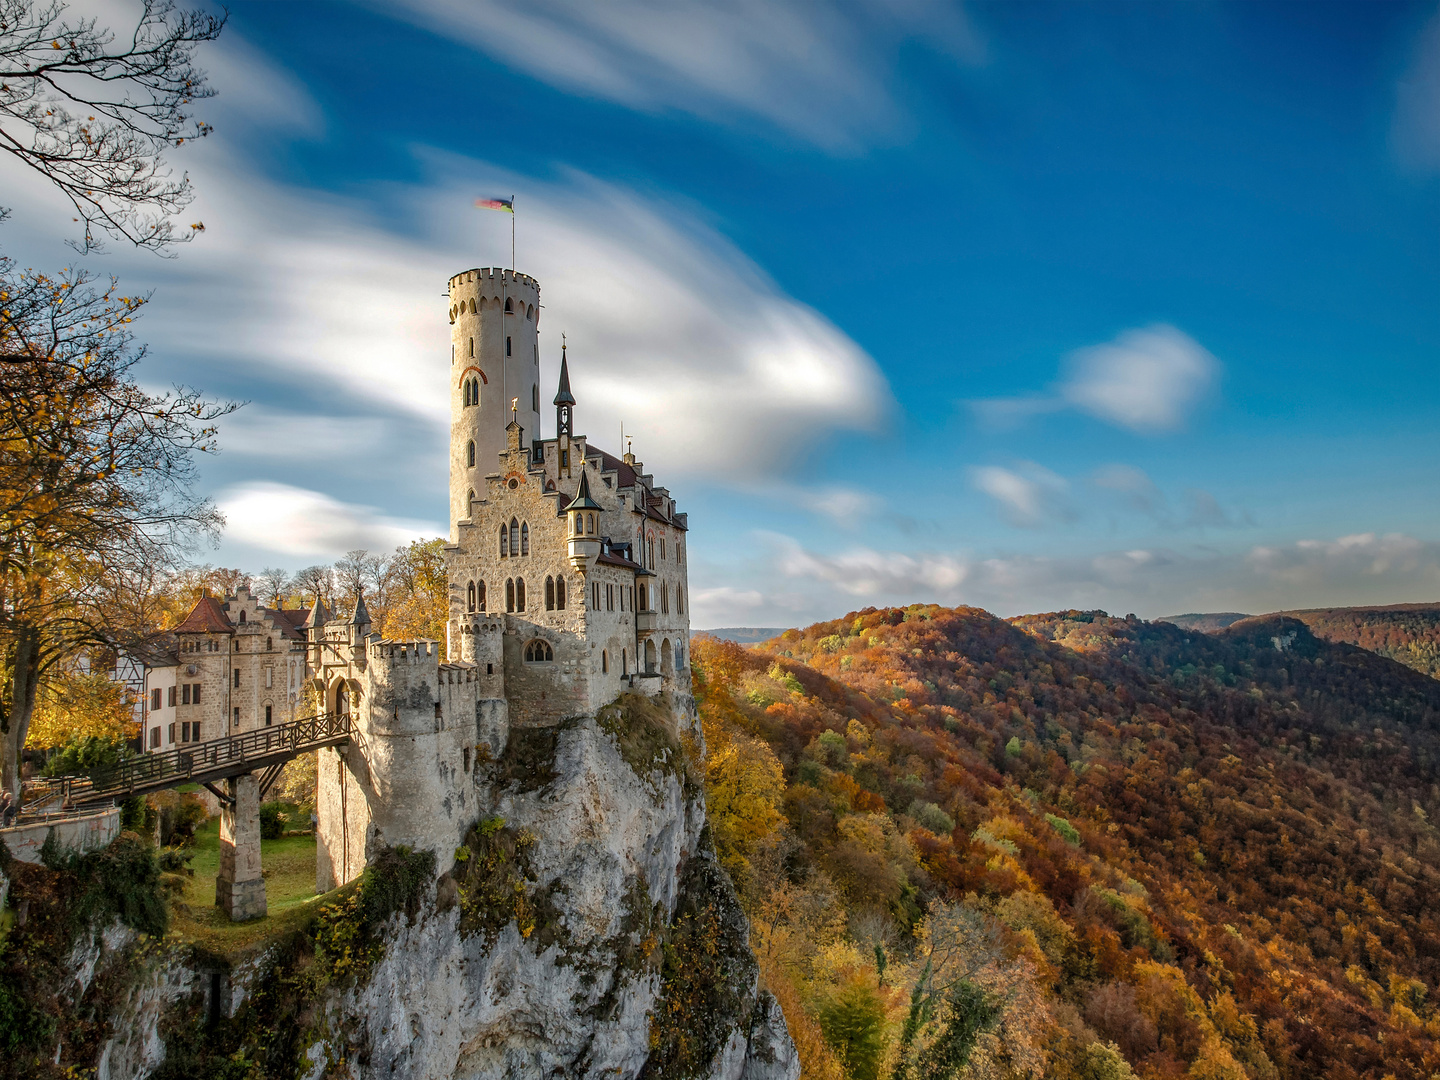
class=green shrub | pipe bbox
[258,801,288,840]
[1045,812,1082,845]
[359,844,436,927]
[911,801,956,835]
[41,734,128,778]
[455,817,537,941]
[819,978,887,1080]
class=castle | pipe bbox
[145,267,692,918]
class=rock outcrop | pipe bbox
[88,696,799,1080]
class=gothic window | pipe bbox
[661,585,669,613]
[467,440,476,467]
[504,297,513,312]
[506,578,515,612]
[515,577,526,610]
[469,298,476,314]
[677,588,683,615]
[238,610,246,624]
[545,576,555,611]
[648,537,655,566]
[520,522,529,555]
[586,512,595,535]
[660,538,666,560]
[478,580,486,609]
[556,577,566,609]
[468,581,476,612]
[527,304,534,320]
[468,488,476,511]
[499,524,508,557]
[510,518,520,556]
[639,583,648,610]
[524,639,553,663]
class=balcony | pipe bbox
[636,610,658,632]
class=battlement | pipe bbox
[368,639,441,663]
[449,267,540,293]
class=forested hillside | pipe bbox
[693,606,1440,1080]
[1270,604,1440,680]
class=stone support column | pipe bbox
[215,773,266,921]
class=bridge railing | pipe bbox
[52,712,351,804]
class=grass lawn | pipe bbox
[171,803,336,956]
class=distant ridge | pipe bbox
[701,627,790,645]
[1159,612,1251,632]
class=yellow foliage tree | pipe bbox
[704,730,786,889]
[25,670,137,750]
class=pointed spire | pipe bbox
[564,460,602,511]
[305,592,327,631]
[554,335,575,406]
[350,590,370,628]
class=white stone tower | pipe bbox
[448,267,542,538]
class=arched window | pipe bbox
[515,577,526,611]
[506,578,515,612]
[467,440,475,467]
[524,639,553,663]
[468,581,476,612]
[545,576,555,610]
[527,304,534,320]
[586,512,595,535]
[469,298,477,314]
[477,580,486,610]
[238,610,246,624]
[661,585,669,613]
[637,527,645,567]
[468,488,476,512]
[648,537,656,566]
[556,577,566,609]
[520,522,529,555]
[602,650,608,673]
[499,523,509,557]
[509,518,519,556]
[504,296,513,312]
[639,583,648,610]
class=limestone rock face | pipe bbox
[305,711,799,1080]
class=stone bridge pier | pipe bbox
[215,773,266,921]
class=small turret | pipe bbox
[565,463,603,575]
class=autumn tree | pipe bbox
[379,539,447,642]
[0,0,225,251]
[0,259,233,797]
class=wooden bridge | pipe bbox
[43,711,351,809]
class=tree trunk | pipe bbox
[3,626,40,803]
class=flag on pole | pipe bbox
[475,197,514,213]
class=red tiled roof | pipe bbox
[594,447,638,489]
[268,608,308,640]
[173,594,234,634]
[596,550,643,571]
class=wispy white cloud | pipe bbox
[1394,7,1440,171]
[1087,465,1242,530]
[217,482,440,561]
[972,325,1220,435]
[373,0,982,153]
[761,530,1440,623]
[970,461,1073,527]
[1090,464,1165,517]
[5,88,891,496]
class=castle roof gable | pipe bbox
[173,594,234,634]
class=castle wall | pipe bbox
[317,641,489,891]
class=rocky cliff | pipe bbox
[8,694,798,1080]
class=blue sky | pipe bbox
[8,0,1440,626]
